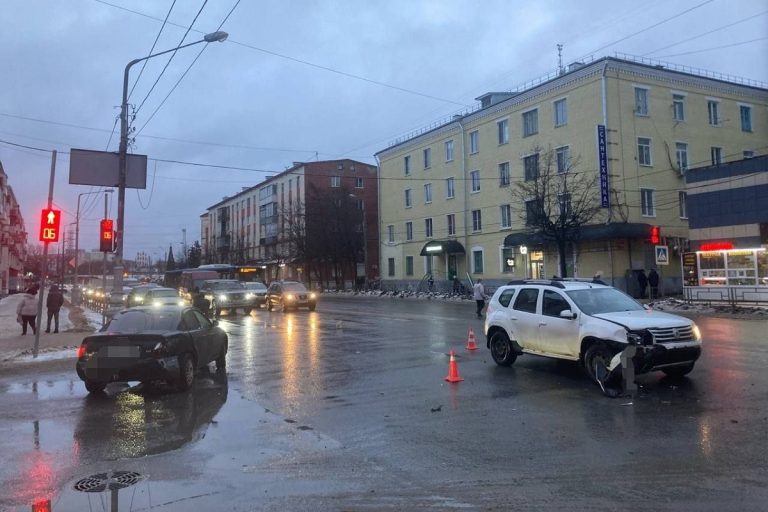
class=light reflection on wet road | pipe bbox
[0,297,766,510]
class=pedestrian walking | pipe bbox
[453,276,461,294]
[45,284,65,333]
[427,275,434,292]
[473,279,487,318]
[16,288,38,335]
[648,269,660,300]
[637,270,648,299]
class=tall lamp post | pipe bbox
[74,189,113,304]
[110,30,228,313]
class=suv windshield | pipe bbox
[151,289,179,298]
[205,281,243,291]
[105,310,180,333]
[565,288,644,315]
[283,283,308,292]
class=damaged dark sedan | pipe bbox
[75,305,228,393]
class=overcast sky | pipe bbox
[2,0,766,262]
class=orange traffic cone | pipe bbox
[445,350,464,383]
[466,327,478,351]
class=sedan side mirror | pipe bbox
[560,309,577,319]
[212,319,219,327]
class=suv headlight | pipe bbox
[692,323,702,341]
[286,294,295,301]
[218,294,228,301]
[310,293,317,299]
[245,293,255,300]
[627,332,643,345]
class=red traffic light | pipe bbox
[100,219,114,252]
[650,226,661,245]
[39,208,61,243]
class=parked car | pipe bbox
[75,305,228,393]
[242,281,268,308]
[266,281,317,312]
[201,279,256,316]
[484,279,702,389]
[143,287,186,307]
[125,283,161,307]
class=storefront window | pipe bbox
[699,252,726,286]
[727,251,756,286]
[757,251,768,286]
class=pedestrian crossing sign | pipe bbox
[655,245,669,265]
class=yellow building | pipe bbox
[375,55,767,295]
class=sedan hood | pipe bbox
[592,309,692,330]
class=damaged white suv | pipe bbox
[484,279,702,388]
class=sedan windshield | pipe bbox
[105,310,180,333]
[565,288,644,315]
[151,289,179,298]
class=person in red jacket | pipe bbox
[45,285,65,333]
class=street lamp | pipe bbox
[74,189,113,304]
[349,194,367,287]
[111,31,228,312]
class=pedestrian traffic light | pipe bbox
[650,226,661,245]
[100,219,114,252]
[38,208,61,243]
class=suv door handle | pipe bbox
[538,321,547,326]
[510,316,518,321]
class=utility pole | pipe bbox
[34,150,56,358]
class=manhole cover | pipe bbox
[73,471,145,493]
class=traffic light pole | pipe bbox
[102,192,109,326]
[34,150,57,358]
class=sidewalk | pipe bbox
[0,293,95,362]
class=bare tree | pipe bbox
[513,146,602,278]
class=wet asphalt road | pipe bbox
[0,296,767,511]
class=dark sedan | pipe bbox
[75,305,228,393]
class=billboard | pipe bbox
[69,148,147,189]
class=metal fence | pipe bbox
[683,286,768,306]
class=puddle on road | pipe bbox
[5,379,84,401]
[3,373,343,511]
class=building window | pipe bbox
[331,176,341,187]
[472,209,482,232]
[423,148,431,169]
[424,183,432,203]
[558,193,572,217]
[447,214,456,236]
[469,130,479,154]
[497,118,509,144]
[445,140,454,161]
[744,150,755,159]
[387,258,395,277]
[634,87,649,116]
[404,155,411,176]
[638,137,652,166]
[502,247,515,273]
[554,98,567,127]
[522,109,538,137]
[711,146,723,166]
[425,218,433,238]
[673,94,685,121]
[355,177,364,188]
[387,225,394,243]
[641,188,656,217]
[524,153,539,181]
[472,249,484,274]
[498,162,510,187]
[556,146,570,173]
[678,191,688,219]
[740,105,752,132]
[470,170,481,192]
[525,199,541,226]
[404,189,412,208]
[500,204,512,228]
[405,221,413,241]
[676,142,688,172]
[446,177,455,199]
[405,256,414,276]
[708,100,720,126]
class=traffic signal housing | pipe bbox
[38,208,61,243]
[100,219,114,252]
[650,226,661,245]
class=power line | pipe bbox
[656,37,768,59]
[128,0,178,100]
[90,0,468,107]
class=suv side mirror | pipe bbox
[212,319,219,327]
[560,309,577,319]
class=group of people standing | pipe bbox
[637,269,660,300]
[15,285,64,335]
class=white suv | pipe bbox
[484,279,702,387]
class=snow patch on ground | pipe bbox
[649,298,768,316]
[13,347,78,363]
[323,289,472,302]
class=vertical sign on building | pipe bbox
[596,125,610,208]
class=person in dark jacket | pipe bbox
[45,285,65,333]
[637,270,649,299]
[191,287,211,316]
[648,269,660,300]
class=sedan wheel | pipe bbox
[489,331,517,366]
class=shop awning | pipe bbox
[420,240,466,256]
[503,223,654,247]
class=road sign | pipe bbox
[38,208,61,243]
[655,245,669,265]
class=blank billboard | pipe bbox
[69,148,147,189]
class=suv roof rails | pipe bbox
[555,277,609,285]
[506,279,565,289]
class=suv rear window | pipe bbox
[512,288,538,313]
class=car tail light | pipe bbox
[76,345,86,359]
